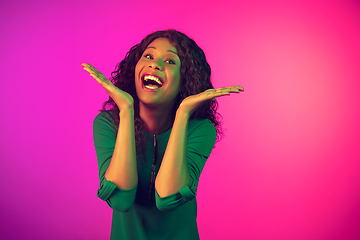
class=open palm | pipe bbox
[82,63,134,110]
[179,86,244,115]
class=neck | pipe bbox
[139,102,176,135]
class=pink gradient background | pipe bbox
[1,0,359,239]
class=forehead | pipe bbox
[147,38,177,53]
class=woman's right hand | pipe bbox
[82,63,134,111]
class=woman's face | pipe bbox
[135,38,181,109]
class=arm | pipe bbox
[155,119,216,211]
[84,63,138,211]
[105,108,137,190]
[155,86,243,211]
[93,112,137,212]
[155,108,191,198]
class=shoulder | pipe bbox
[93,110,117,132]
[187,119,217,156]
[94,110,112,121]
[188,118,216,136]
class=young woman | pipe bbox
[82,29,243,240]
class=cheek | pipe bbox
[134,65,142,89]
[135,58,146,73]
[134,62,144,83]
[175,69,181,89]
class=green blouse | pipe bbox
[93,111,216,240]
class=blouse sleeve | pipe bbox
[155,119,217,212]
[93,111,137,212]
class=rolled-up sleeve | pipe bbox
[93,111,137,212]
[155,119,216,212]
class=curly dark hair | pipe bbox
[101,29,223,154]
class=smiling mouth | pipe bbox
[142,75,164,90]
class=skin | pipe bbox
[82,38,244,197]
[134,38,182,134]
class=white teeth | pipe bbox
[143,75,163,86]
[145,85,159,90]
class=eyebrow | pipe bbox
[146,46,178,56]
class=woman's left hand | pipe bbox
[178,85,244,116]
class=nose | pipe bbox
[149,58,163,71]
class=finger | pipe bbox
[226,88,241,93]
[83,67,92,74]
[90,73,105,83]
[82,63,102,75]
[205,89,216,94]
[205,90,230,100]
[224,85,244,91]
[90,72,105,82]
[230,86,244,91]
[217,85,244,90]
[83,65,97,75]
[91,73,113,87]
[205,89,229,95]
[89,73,102,83]
[217,86,244,93]
[214,91,230,97]
[87,66,100,75]
[82,63,95,72]
[213,88,232,94]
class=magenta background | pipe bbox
[1,0,360,239]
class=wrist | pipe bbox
[119,107,134,118]
[176,107,191,120]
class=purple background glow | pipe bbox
[1,0,360,239]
